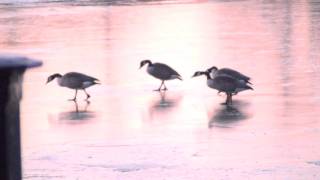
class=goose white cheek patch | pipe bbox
[210,71,218,78]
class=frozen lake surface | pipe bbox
[1,0,320,179]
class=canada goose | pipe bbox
[139,60,182,91]
[207,66,252,85]
[46,72,99,101]
[192,71,253,105]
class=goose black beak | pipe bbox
[46,79,51,84]
[191,73,198,78]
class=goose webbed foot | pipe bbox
[221,96,229,105]
[226,102,232,106]
[227,94,233,106]
[154,81,167,91]
[69,89,78,101]
[83,89,91,100]
[221,93,233,106]
[86,94,91,100]
[162,82,168,91]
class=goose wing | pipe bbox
[61,72,99,88]
[211,75,237,92]
[153,63,182,80]
[64,72,99,82]
[218,68,250,81]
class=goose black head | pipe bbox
[207,66,218,73]
[46,73,62,84]
[192,71,206,78]
[139,60,152,69]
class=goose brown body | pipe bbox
[140,60,182,91]
[208,66,252,85]
[58,72,99,89]
[192,71,253,105]
[46,72,99,100]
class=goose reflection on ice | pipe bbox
[208,101,249,129]
[58,100,95,121]
[152,91,175,109]
[145,91,183,121]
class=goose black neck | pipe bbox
[52,73,62,78]
[145,60,152,66]
[203,71,211,80]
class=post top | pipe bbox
[0,54,42,69]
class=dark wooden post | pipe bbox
[0,55,42,180]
